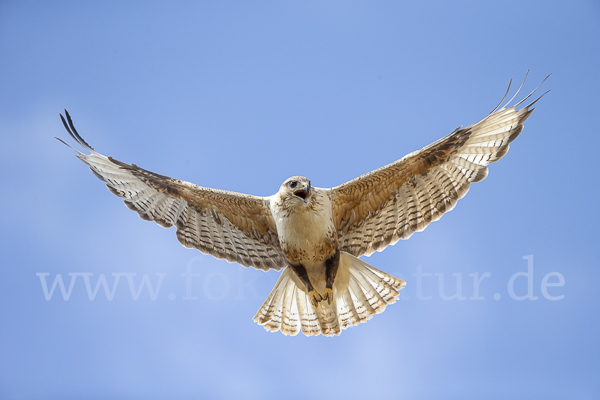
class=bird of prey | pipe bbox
[57,75,548,337]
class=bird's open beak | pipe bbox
[293,184,310,203]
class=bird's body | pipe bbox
[57,75,548,336]
[271,185,335,291]
[271,181,336,269]
[257,180,404,336]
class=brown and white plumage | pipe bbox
[331,75,549,258]
[58,74,548,337]
[58,114,284,272]
[254,252,406,336]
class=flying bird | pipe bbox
[57,75,548,337]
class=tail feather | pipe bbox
[348,276,378,316]
[359,263,404,300]
[353,265,402,305]
[265,274,289,331]
[350,268,388,312]
[339,288,362,327]
[314,299,340,336]
[279,280,297,335]
[253,252,406,337]
[295,288,320,336]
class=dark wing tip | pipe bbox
[525,89,551,109]
[514,73,551,109]
[54,136,72,148]
[59,110,95,152]
[489,77,513,115]
[490,71,551,114]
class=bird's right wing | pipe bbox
[330,75,549,258]
[58,111,286,271]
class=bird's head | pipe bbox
[279,176,312,205]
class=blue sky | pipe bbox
[1,1,599,399]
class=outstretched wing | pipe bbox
[330,75,549,257]
[58,111,285,271]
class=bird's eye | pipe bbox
[290,181,297,188]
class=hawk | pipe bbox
[57,75,548,337]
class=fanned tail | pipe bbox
[253,252,406,337]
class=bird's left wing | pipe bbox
[330,76,548,258]
[58,111,285,271]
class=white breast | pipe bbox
[269,187,335,267]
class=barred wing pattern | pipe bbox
[331,78,548,258]
[59,112,285,271]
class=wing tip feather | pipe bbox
[59,110,96,152]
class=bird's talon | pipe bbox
[308,290,322,308]
[323,288,334,305]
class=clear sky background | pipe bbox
[1,1,599,399]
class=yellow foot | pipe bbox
[308,290,322,308]
[322,288,334,305]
